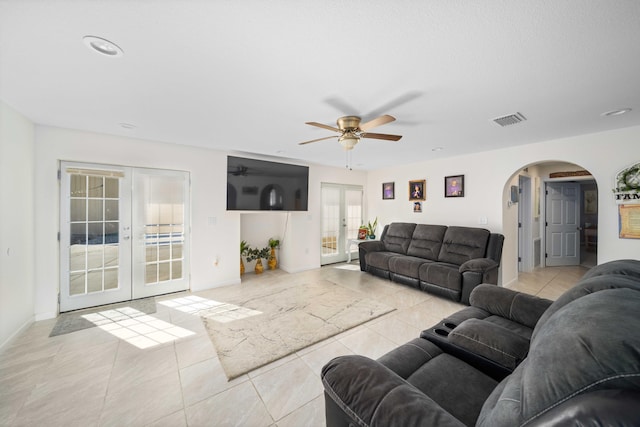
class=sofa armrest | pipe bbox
[358,240,386,271]
[322,355,465,427]
[459,258,498,273]
[358,240,385,253]
[469,284,553,329]
[449,319,530,370]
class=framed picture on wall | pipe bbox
[584,190,597,214]
[413,201,422,213]
[382,182,395,200]
[444,175,464,197]
[409,179,426,201]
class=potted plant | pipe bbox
[366,217,378,239]
[240,240,249,275]
[358,225,368,240]
[246,246,271,274]
[268,238,280,270]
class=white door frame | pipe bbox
[518,175,534,272]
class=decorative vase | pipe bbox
[268,248,277,270]
[368,234,376,240]
[240,257,245,275]
[254,259,264,274]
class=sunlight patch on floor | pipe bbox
[82,307,195,349]
[159,295,262,323]
[334,264,361,271]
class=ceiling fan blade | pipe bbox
[305,121,341,132]
[361,132,403,141]
[359,114,396,131]
[298,135,338,145]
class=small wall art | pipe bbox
[382,182,395,200]
[444,175,464,197]
[413,201,422,213]
[409,179,426,201]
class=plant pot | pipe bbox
[240,257,245,275]
[368,234,376,240]
[268,248,277,270]
[254,259,264,274]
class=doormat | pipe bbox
[49,298,157,337]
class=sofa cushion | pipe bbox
[438,226,490,265]
[532,273,640,341]
[382,222,417,254]
[389,255,432,278]
[406,224,447,261]
[365,251,402,271]
[581,258,640,281]
[477,288,640,427]
[419,262,461,291]
[407,353,498,426]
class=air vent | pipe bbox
[493,112,526,127]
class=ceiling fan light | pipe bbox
[339,135,359,150]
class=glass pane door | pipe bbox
[320,183,363,265]
[60,163,132,312]
[60,163,190,312]
[132,168,190,298]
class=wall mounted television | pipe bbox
[226,156,309,211]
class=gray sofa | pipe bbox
[358,223,504,304]
[322,259,640,426]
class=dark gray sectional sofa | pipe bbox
[322,259,640,426]
[358,222,504,304]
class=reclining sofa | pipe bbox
[358,223,504,304]
[322,259,640,426]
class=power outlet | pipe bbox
[478,216,488,225]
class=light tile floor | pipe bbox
[0,263,589,427]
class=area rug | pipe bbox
[49,297,156,337]
[200,279,395,380]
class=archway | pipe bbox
[502,161,598,276]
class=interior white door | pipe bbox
[60,162,190,312]
[320,184,363,265]
[60,163,132,312]
[545,182,580,266]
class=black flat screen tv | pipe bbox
[226,156,309,211]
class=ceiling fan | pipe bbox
[299,114,402,150]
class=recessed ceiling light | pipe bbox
[601,108,631,117]
[83,36,124,57]
[432,147,444,152]
[119,123,136,130]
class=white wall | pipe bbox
[33,126,241,319]
[366,125,640,287]
[240,164,368,273]
[8,115,640,330]
[0,101,35,348]
[33,126,367,319]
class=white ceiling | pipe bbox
[1,0,639,170]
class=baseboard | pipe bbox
[35,311,57,321]
[0,316,35,353]
[192,278,241,291]
[501,276,517,288]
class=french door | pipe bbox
[320,183,363,265]
[60,162,190,312]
